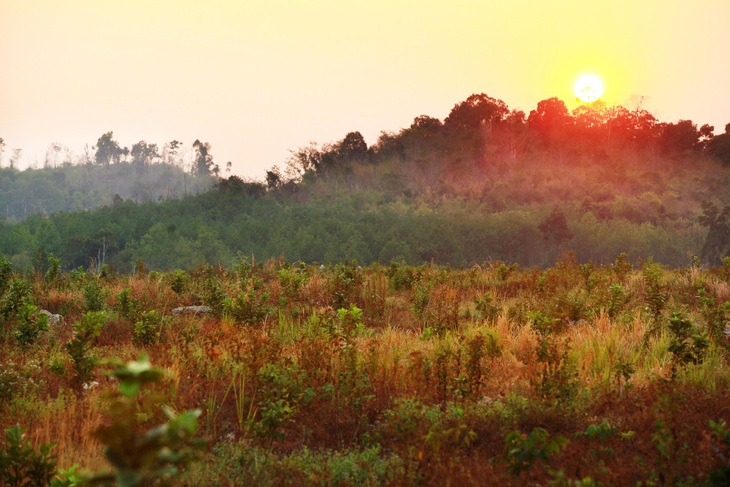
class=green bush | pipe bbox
[133,310,169,345]
[0,424,58,487]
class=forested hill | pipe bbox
[0,159,214,220]
[2,94,730,271]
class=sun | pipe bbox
[574,74,604,103]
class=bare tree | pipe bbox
[10,148,22,169]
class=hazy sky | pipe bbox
[2,0,729,178]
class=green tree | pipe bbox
[699,200,730,266]
[192,139,217,176]
[95,132,126,166]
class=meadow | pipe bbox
[1,253,730,485]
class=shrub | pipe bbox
[504,427,569,476]
[66,311,106,388]
[133,310,169,345]
[0,424,58,487]
[89,356,204,485]
[15,302,49,346]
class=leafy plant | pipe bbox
[504,427,569,475]
[83,280,108,312]
[0,424,58,487]
[223,287,272,325]
[65,311,106,388]
[666,311,709,376]
[89,355,204,486]
[14,301,49,346]
[0,278,31,320]
[133,310,169,345]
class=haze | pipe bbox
[2,0,729,178]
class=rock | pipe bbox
[172,305,213,316]
[39,309,64,326]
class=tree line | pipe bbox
[1,93,729,270]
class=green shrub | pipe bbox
[89,356,204,485]
[504,427,569,476]
[0,279,31,320]
[133,310,169,345]
[0,424,58,487]
[15,302,49,346]
[66,311,106,388]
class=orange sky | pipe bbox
[2,0,729,178]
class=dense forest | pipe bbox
[2,94,730,271]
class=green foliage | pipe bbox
[576,420,619,441]
[612,253,632,283]
[253,361,314,444]
[115,287,139,322]
[89,356,204,486]
[201,443,404,486]
[666,311,709,376]
[697,288,730,342]
[168,269,189,294]
[133,310,169,345]
[83,279,108,312]
[474,291,501,322]
[607,283,627,318]
[387,262,421,291]
[708,419,730,484]
[504,427,569,476]
[330,262,362,309]
[223,287,272,325]
[535,337,580,405]
[0,278,31,320]
[14,302,49,346]
[643,260,667,322]
[0,255,12,295]
[50,465,86,487]
[65,311,106,388]
[199,273,226,317]
[45,252,61,283]
[0,424,58,487]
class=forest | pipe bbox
[1,93,730,485]
[1,93,730,272]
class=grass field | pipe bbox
[1,254,730,485]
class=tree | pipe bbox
[193,139,217,176]
[130,141,160,169]
[47,142,63,168]
[0,137,5,167]
[165,140,182,167]
[10,148,22,169]
[95,132,126,166]
[444,93,510,133]
[539,208,573,245]
[699,200,730,266]
[706,123,730,166]
[266,167,282,190]
[658,120,702,155]
[285,142,323,181]
[336,131,368,162]
[528,97,572,147]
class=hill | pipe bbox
[1,94,730,271]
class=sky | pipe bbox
[2,0,730,178]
